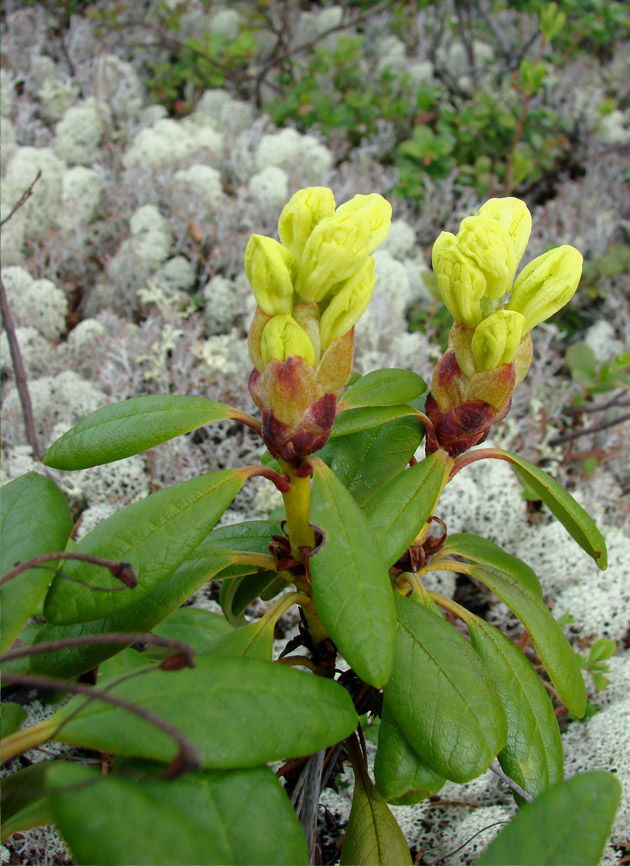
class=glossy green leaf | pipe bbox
[0,624,40,679]
[363,451,448,567]
[1,472,72,651]
[200,619,274,660]
[219,571,279,626]
[50,656,358,767]
[31,542,237,679]
[384,595,507,782]
[43,395,244,470]
[1,703,27,739]
[44,470,245,625]
[330,404,419,437]
[477,771,621,865]
[48,760,308,866]
[468,617,563,801]
[339,369,426,410]
[340,764,412,865]
[443,534,586,717]
[97,647,155,680]
[374,700,445,805]
[495,449,607,569]
[309,459,396,688]
[318,417,423,506]
[207,520,281,579]
[152,607,234,651]
[1,762,55,843]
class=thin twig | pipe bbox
[565,390,629,415]
[1,552,137,587]
[549,412,630,446]
[0,170,41,229]
[489,760,533,802]
[0,276,40,460]
[1,632,195,667]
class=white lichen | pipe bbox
[1,266,68,341]
[254,127,332,184]
[248,165,290,210]
[54,98,104,166]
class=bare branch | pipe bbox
[2,552,137,587]
[0,170,42,229]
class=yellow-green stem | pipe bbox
[427,590,475,624]
[1,717,59,762]
[279,463,316,559]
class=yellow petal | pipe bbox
[508,245,583,332]
[278,187,336,261]
[334,193,392,254]
[478,197,532,266]
[295,211,371,303]
[244,235,297,315]
[471,310,525,372]
[319,257,375,352]
[432,231,486,329]
[260,313,316,367]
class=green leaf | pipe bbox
[330,405,419,437]
[317,417,423,506]
[43,395,244,470]
[384,596,507,783]
[219,571,279,626]
[152,607,234,651]
[467,617,563,801]
[442,534,587,717]
[339,369,426,410]
[495,449,607,569]
[49,760,308,866]
[1,762,55,843]
[566,343,597,388]
[207,520,281,579]
[340,763,412,865]
[1,703,27,739]
[477,771,621,865]
[309,459,396,688]
[374,700,445,805]
[1,472,73,652]
[44,470,245,625]
[50,656,358,767]
[31,542,237,679]
[200,618,274,660]
[363,451,448,567]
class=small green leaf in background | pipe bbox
[49,656,358,767]
[339,368,426,410]
[566,343,598,389]
[467,617,563,801]
[318,417,423,506]
[330,404,419,437]
[384,595,507,783]
[443,533,587,717]
[477,771,621,865]
[495,449,607,569]
[1,472,73,652]
[374,700,445,805]
[309,459,396,689]
[340,761,412,865]
[364,451,448,567]
[1,703,27,739]
[43,394,245,470]
[48,760,308,866]
[31,543,237,679]
[44,469,245,625]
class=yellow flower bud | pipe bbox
[432,231,486,329]
[334,193,392,255]
[293,302,322,366]
[278,187,336,261]
[457,216,518,299]
[319,257,375,352]
[244,235,297,316]
[295,211,371,303]
[508,245,583,333]
[478,197,532,266]
[260,313,316,367]
[471,310,525,372]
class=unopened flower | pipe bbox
[457,216,518,299]
[244,235,296,315]
[478,197,532,265]
[319,257,375,352]
[334,193,393,254]
[432,232,486,329]
[471,310,525,372]
[508,245,583,333]
[278,186,336,260]
[260,313,315,366]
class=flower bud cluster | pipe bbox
[245,187,392,463]
[427,197,583,455]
